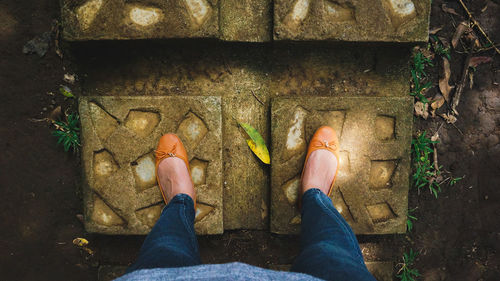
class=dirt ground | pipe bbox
[0,0,499,280]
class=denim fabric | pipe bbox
[126,194,201,273]
[290,188,376,281]
[124,189,376,281]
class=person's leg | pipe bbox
[127,137,200,273]
[126,193,201,273]
[291,129,375,281]
[291,188,375,281]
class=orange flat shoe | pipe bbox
[155,134,196,207]
[299,126,340,208]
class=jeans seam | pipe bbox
[179,197,197,255]
[315,192,363,261]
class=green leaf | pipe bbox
[238,122,270,164]
[59,85,75,98]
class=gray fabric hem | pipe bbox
[117,262,324,281]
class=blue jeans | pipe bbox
[127,189,375,281]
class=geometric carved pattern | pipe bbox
[124,110,160,138]
[375,115,396,141]
[64,0,429,43]
[131,152,157,193]
[369,160,398,190]
[80,96,222,235]
[177,112,208,153]
[366,202,396,224]
[274,0,430,42]
[62,0,218,40]
[271,97,412,235]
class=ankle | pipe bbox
[158,157,195,202]
[301,149,338,196]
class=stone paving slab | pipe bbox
[62,0,219,40]
[274,0,430,42]
[219,0,272,42]
[62,0,272,41]
[270,96,412,235]
[222,94,270,230]
[79,96,223,235]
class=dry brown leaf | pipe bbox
[451,22,469,48]
[429,26,443,35]
[438,36,450,49]
[414,101,429,119]
[430,94,445,118]
[430,94,445,117]
[48,106,62,122]
[481,3,488,13]
[431,131,440,142]
[431,94,445,110]
[64,73,76,84]
[469,71,474,90]
[76,214,84,223]
[465,31,481,48]
[440,113,457,124]
[439,58,452,102]
[442,4,461,16]
[469,56,493,68]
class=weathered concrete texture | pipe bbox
[365,262,394,281]
[271,44,410,97]
[219,0,272,42]
[77,43,411,232]
[223,93,270,230]
[274,0,430,42]
[79,42,272,98]
[79,96,223,235]
[62,0,219,40]
[270,97,412,235]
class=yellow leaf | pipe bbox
[72,237,89,247]
[238,122,270,164]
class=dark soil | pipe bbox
[1,0,499,280]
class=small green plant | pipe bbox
[410,70,432,103]
[430,35,451,60]
[410,51,433,103]
[412,51,434,79]
[52,112,80,153]
[406,207,418,232]
[397,249,420,281]
[449,176,463,186]
[412,132,441,198]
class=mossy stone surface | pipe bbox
[80,96,223,235]
[62,0,219,40]
[76,42,412,234]
[270,96,413,235]
[274,0,430,42]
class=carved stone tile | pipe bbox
[274,0,430,42]
[62,0,273,42]
[62,0,219,40]
[271,97,412,234]
[80,96,222,234]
